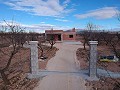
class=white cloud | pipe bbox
[0,20,71,33]
[63,0,70,4]
[117,24,120,29]
[55,19,69,22]
[40,22,45,24]
[63,0,70,7]
[4,0,72,17]
[75,7,119,19]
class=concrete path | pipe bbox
[34,42,86,90]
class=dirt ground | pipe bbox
[76,45,120,90]
[0,45,58,90]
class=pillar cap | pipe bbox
[29,41,38,44]
[89,41,98,44]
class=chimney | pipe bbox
[72,28,75,32]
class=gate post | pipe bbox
[29,41,39,74]
[28,41,39,78]
[89,41,98,80]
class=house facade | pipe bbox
[45,28,76,42]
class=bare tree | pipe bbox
[81,30,90,50]
[38,37,47,59]
[101,32,120,60]
[80,22,100,50]
[48,28,56,49]
[0,20,26,86]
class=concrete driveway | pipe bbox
[34,42,86,90]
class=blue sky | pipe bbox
[0,0,120,32]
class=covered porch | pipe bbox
[45,30,63,42]
[46,34,63,42]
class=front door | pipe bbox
[58,34,61,41]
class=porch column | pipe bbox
[61,33,63,42]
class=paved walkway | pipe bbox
[34,42,86,90]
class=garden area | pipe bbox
[0,44,58,90]
[76,25,120,90]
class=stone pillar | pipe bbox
[29,41,39,75]
[89,41,98,79]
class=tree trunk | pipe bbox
[38,45,44,57]
[83,42,86,50]
[50,44,53,49]
[0,70,10,85]
[40,50,44,57]
[49,40,55,49]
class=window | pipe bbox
[69,35,73,38]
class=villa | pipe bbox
[45,28,76,42]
